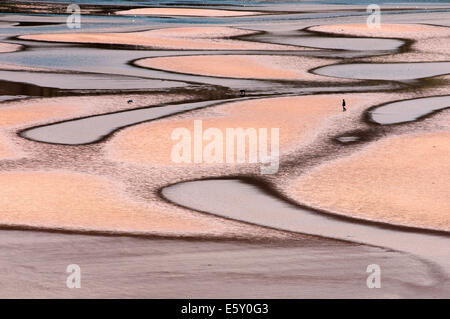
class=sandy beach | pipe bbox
[115,8,265,17]
[0,1,449,299]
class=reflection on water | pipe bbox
[162,178,450,272]
[313,62,450,81]
[249,33,404,51]
[369,95,450,124]
[0,70,186,90]
[21,99,236,144]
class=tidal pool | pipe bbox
[20,99,235,145]
[251,34,403,51]
[368,95,450,124]
[162,178,450,274]
[313,62,450,81]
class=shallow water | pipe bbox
[314,62,450,81]
[1,229,439,298]
[0,70,185,90]
[20,98,236,144]
[336,135,360,143]
[250,33,404,51]
[162,178,450,274]
[369,95,450,124]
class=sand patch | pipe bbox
[289,131,450,231]
[0,42,22,54]
[0,171,225,235]
[0,63,60,72]
[1,93,190,130]
[0,134,16,159]
[106,93,389,166]
[135,55,344,81]
[19,27,308,51]
[116,7,264,17]
[0,93,190,159]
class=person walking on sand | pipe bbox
[342,99,346,112]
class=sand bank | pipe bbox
[115,8,264,17]
[135,55,344,81]
[0,171,221,235]
[106,93,393,166]
[309,23,450,39]
[19,27,306,51]
[0,93,191,159]
[0,134,16,159]
[0,42,22,54]
[289,131,450,231]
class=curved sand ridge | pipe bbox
[0,95,291,239]
[289,131,450,232]
[115,8,264,17]
[18,27,308,51]
[0,171,226,235]
[0,99,82,160]
[106,93,394,166]
[135,55,348,81]
[0,42,22,54]
[308,24,450,62]
[0,93,193,159]
[313,62,450,81]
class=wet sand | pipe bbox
[0,93,195,159]
[0,170,233,235]
[135,55,346,81]
[314,62,450,81]
[309,23,450,62]
[115,8,264,17]
[0,42,22,53]
[289,131,450,231]
[162,178,450,288]
[309,23,450,40]
[368,95,450,124]
[1,4,450,298]
[0,230,441,298]
[106,93,392,165]
[19,27,307,51]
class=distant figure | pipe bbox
[240,89,246,97]
[342,99,346,112]
[128,99,133,104]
